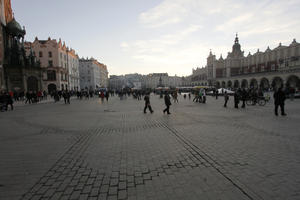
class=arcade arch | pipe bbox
[234,80,239,88]
[227,80,232,88]
[286,75,300,89]
[221,81,226,88]
[241,79,248,88]
[250,78,258,89]
[260,78,270,90]
[272,77,283,89]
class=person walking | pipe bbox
[202,89,206,103]
[173,91,178,103]
[63,90,71,104]
[105,91,109,102]
[241,88,247,108]
[224,91,229,107]
[143,93,153,114]
[273,87,287,116]
[163,93,172,114]
[198,89,203,103]
[234,90,240,108]
[6,92,14,110]
[54,90,60,102]
[25,91,32,104]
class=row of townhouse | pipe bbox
[24,37,108,93]
[0,0,108,93]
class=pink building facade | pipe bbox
[25,37,80,93]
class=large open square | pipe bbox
[0,95,299,200]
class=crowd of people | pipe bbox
[0,90,49,112]
[0,86,296,116]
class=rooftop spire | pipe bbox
[235,33,239,44]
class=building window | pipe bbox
[48,51,52,58]
[271,64,275,70]
[48,60,53,67]
[39,51,43,57]
[47,70,56,81]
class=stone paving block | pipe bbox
[82,185,92,194]
[118,181,127,190]
[135,177,144,185]
[98,193,108,200]
[111,171,119,178]
[100,185,109,193]
[127,176,134,183]
[86,177,95,185]
[110,178,119,186]
[109,186,118,195]
[119,174,126,181]
[69,190,81,199]
[107,195,118,200]
[118,189,127,200]
[93,180,102,187]
[78,194,89,200]
[89,187,99,197]
[49,192,63,200]
[43,188,56,197]
[63,186,74,195]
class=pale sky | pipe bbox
[13,0,300,76]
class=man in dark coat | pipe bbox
[163,93,172,114]
[273,87,287,116]
[241,88,247,108]
[234,89,240,108]
[143,94,153,113]
[63,90,71,104]
[105,91,109,102]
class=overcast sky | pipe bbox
[13,0,300,76]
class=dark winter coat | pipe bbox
[164,95,171,106]
[274,90,286,105]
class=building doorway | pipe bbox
[27,76,39,92]
[48,83,57,94]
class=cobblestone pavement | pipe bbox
[0,94,299,200]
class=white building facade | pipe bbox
[67,49,80,91]
[142,73,182,89]
[79,58,108,90]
